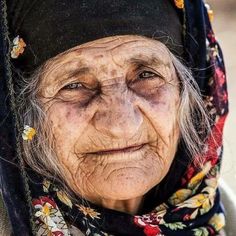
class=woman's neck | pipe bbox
[100,196,144,215]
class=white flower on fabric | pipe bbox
[33,196,71,236]
[11,36,26,59]
[22,125,36,140]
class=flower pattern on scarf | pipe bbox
[33,196,71,236]
[174,0,184,9]
[22,125,36,140]
[10,36,26,59]
[76,204,101,219]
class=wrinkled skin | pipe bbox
[39,35,180,214]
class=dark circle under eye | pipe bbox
[139,71,156,79]
[63,82,83,90]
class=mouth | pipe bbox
[88,143,146,155]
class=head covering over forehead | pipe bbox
[7,0,183,75]
[0,0,229,235]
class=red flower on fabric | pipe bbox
[134,216,162,236]
[219,91,228,104]
[143,225,161,236]
[182,166,195,186]
[32,196,57,209]
[207,31,216,43]
[215,68,226,87]
[183,214,191,221]
[207,225,216,235]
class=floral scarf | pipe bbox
[0,1,228,236]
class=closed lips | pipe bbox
[88,144,146,155]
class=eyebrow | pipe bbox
[66,67,91,78]
[126,55,167,68]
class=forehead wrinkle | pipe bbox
[110,44,171,68]
[81,37,127,48]
[42,59,91,86]
[72,35,147,50]
[125,54,170,68]
[66,67,92,78]
[109,39,147,51]
[65,40,142,55]
[42,37,171,86]
[100,76,125,87]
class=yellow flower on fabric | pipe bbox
[11,36,26,59]
[35,202,52,218]
[208,213,225,231]
[174,0,184,9]
[22,125,36,140]
[43,179,51,193]
[169,189,192,205]
[200,176,218,209]
[155,203,168,212]
[205,3,214,22]
[177,193,207,208]
[177,191,215,216]
[76,204,101,219]
[188,161,212,189]
[42,204,51,216]
[56,190,73,208]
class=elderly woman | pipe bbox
[0,0,228,235]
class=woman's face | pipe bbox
[39,35,180,204]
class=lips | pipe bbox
[89,143,146,155]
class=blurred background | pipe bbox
[207,0,236,194]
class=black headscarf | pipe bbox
[6,0,183,74]
[0,0,228,235]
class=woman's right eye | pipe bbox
[62,82,83,90]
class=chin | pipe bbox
[93,172,157,200]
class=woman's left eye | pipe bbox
[62,82,83,90]
[138,71,157,80]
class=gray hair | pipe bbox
[16,52,211,185]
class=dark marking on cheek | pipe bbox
[139,91,161,103]
[93,54,104,59]
[100,65,108,74]
[65,105,83,120]
[137,53,145,59]
[110,69,117,77]
[149,100,159,109]
[114,96,125,105]
[66,111,71,119]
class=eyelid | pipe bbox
[60,80,98,92]
[139,71,156,77]
[136,66,164,80]
[62,82,84,90]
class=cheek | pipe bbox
[136,84,180,161]
[46,103,91,156]
[148,87,179,137]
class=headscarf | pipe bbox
[0,0,228,235]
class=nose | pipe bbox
[93,96,143,139]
